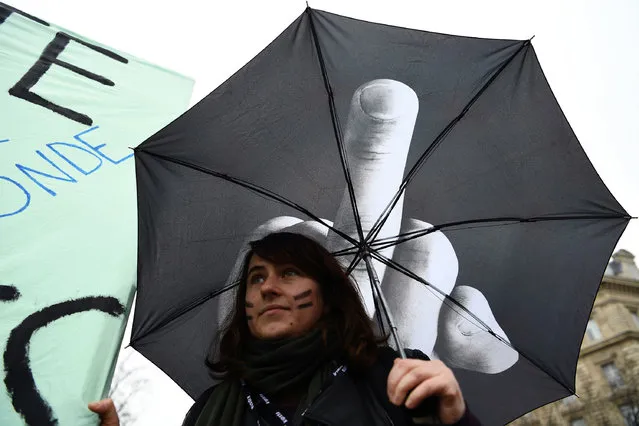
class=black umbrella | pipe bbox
[131,7,630,425]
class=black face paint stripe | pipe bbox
[293,289,312,300]
[4,296,124,426]
[245,301,254,308]
[297,302,313,310]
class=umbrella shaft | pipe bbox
[362,252,406,359]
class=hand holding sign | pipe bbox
[88,399,120,426]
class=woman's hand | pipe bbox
[88,398,120,426]
[387,358,466,424]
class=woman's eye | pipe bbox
[282,269,300,277]
[249,275,265,284]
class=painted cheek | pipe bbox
[245,299,255,320]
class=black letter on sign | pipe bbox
[8,31,129,125]
[0,3,50,26]
[0,285,20,301]
[4,296,125,426]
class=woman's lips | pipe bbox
[260,306,290,315]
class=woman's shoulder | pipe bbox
[181,385,217,426]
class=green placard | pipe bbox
[0,5,193,425]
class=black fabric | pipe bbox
[183,387,214,426]
[182,347,481,426]
[242,328,338,395]
[134,7,629,425]
[272,400,298,423]
[193,379,244,426]
[192,329,338,426]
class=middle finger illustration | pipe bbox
[326,79,419,316]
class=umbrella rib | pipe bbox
[365,39,533,245]
[306,7,366,245]
[135,149,359,247]
[370,213,631,252]
[368,249,577,394]
[129,281,239,347]
[333,246,361,257]
[345,250,362,274]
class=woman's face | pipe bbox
[244,254,324,340]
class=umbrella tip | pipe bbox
[306,1,310,8]
[529,35,535,42]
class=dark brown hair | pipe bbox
[208,232,386,378]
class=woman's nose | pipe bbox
[259,275,280,294]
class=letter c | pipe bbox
[3,296,125,425]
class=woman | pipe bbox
[90,232,480,425]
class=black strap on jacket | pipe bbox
[241,364,347,426]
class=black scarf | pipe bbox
[195,329,339,426]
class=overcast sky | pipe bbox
[10,0,639,424]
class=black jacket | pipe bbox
[183,348,481,426]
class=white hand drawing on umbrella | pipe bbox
[218,79,518,375]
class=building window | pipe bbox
[620,404,639,426]
[629,308,639,329]
[586,320,602,341]
[571,418,586,426]
[602,362,625,389]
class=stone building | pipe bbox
[510,250,639,426]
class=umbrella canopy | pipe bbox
[131,7,630,424]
